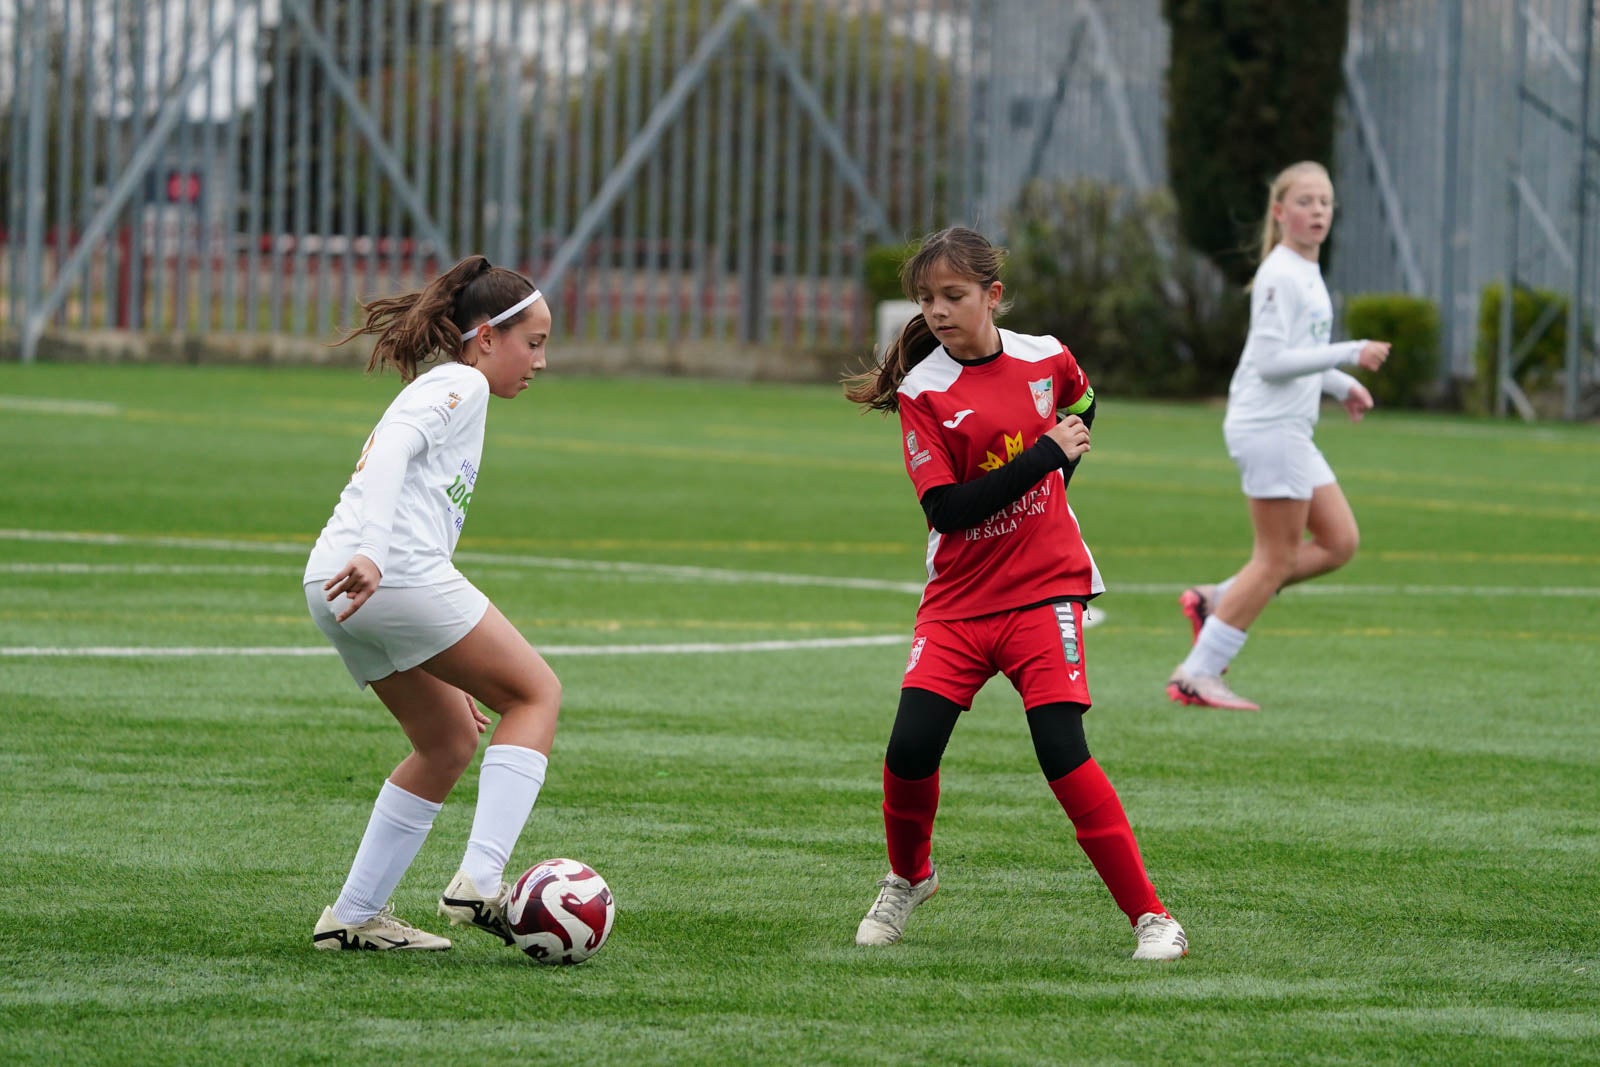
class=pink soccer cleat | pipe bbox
[1166,667,1259,711]
[1178,586,1214,644]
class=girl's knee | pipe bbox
[505,667,562,717]
[523,671,563,717]
[427,722,481,778]
[1253,551,1298,587]
[1324,527,1360,567]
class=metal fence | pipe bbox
[3,0,1597,413]
[1333,0,1599,417]
[2,0,997,358]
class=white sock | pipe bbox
[461,745,549,893]
[332,780,442,925]
[1181,616,1248,677]
[1213,576,1236,605]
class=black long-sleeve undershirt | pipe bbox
[919,396,1097,534]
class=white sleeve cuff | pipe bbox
[1321,368,1360,401]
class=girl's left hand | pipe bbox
[1344,382,1375,422]
[324,553,381,622]
[465,691,491,734]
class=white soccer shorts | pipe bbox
[1224,422,1336,501]
[304,575,490,688]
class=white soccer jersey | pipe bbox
[1224,244,1364,432]
[304,361,490,587]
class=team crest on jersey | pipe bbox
[447,391,463,410]
[1028,377,1054,418]
[906,430,918,456]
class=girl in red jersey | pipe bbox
[842,227,1188,961]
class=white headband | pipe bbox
[460,289,543,341]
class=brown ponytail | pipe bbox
[842,226,1006,412]
[335,254,537,381]
[842,313,940,412]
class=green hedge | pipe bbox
[1001,179,1247,397]
[1471,283,1575,413]
[862,242,917,305]
[1343,294,1439,408]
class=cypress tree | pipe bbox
[1163,0,1350,285]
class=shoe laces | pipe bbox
[866,877,917,926]
[1183,670,1242,700]
[1207,677,1248,702]
[372,904,421,937]
[1135,913,1177,944]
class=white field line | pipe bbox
[2,525,1592,660]
[1,563,297,575]
[0,529,926,595]
[4,557,1596,600]
[0,635,914,658]
[0,395,122,417]
[1110,583,1600,598]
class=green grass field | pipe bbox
[1,363,1596,1066]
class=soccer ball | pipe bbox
[505,858,615,965]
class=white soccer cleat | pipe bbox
[1166,666,1259,711]
[438,869,515,945]
[312,904,452,951]
[854,870,939,946]
[1132,911,1188,961]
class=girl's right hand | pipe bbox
[324,554,381,622]
[1358,340,1391,372]
[1047,414,1091,462]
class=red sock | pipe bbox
[1048,759,1163,924]
[882,766,939,884]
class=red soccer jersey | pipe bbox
[897,328,1104,623]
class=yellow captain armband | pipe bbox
[1061,386,1094,415]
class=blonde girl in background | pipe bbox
[1167,162,1390,711]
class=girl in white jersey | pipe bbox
[304,255,560,951]
[1166,162,1391,711]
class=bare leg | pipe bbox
[1213,497,1309,631]
[368,669,484,804]
[1283,481,1360,588]
[319,669,479,932]
[418,602,561,755]
[421,603,561,907]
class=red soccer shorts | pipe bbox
[901,600,1092,710]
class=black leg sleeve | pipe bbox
[1025,701,1092,781]
[884,687,965,781]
